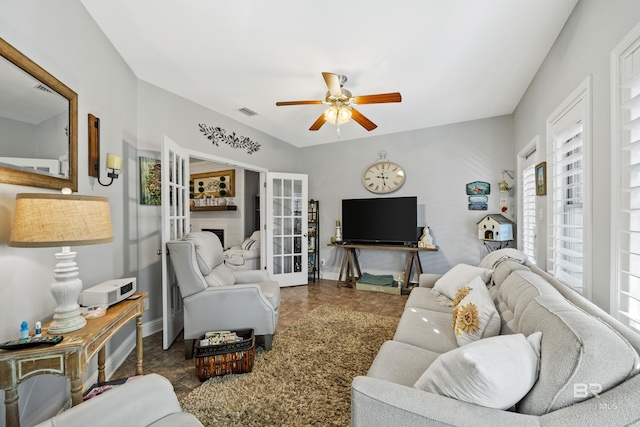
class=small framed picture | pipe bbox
[535,162,547,196]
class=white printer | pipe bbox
[79,278,137,307]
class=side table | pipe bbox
[0,292,147,427]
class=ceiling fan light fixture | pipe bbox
[324,104,351,124]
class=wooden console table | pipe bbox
[0,292,147,427]
[328,244,437,289]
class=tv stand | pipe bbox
[327,243,438,291]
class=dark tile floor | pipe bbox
[112,279,407,400]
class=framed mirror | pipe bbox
[0,38,77,191]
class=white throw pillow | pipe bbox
[241,238,258,250]
[433,264,493,300]
[414,332,543,410]
[453,276,501,346]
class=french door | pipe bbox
[160,136,189,349]
[266,173,309,287]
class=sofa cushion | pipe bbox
[493,270,640,415]
[394,307,458,353]
[187,232,225,276]
[367,340,440,387]
[478,248,528,270]
[453,276,501,346]
[519,296,640,415]
[490,259,530,288]
[492,270,563,334]
[406,287,456,313]
[432,264,493,300]
[204,263,236,287]
[414,332,542,410]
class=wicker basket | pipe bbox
[194,329,255,381]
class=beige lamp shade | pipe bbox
[9,193,113,247]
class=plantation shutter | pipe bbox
[546,77,591,298]
[612,25,640,333]
[521,162,537,263]
[549,118,584,292]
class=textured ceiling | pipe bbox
[81,0,578,147]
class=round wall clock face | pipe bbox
[362,161,406,193]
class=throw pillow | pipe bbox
[453,276,501,346]
[241,238,258,251]
[432,264,493,300]
[414,332,543,410]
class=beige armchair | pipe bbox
[224,230,261,270]
[167,232,280,358]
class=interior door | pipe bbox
[160,136,189,349]
[266,173,308,287]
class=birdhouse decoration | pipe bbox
[477,214,514,242]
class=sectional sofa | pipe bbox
[352,249,640,426]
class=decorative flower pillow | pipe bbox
[432,264,493,300]
[452,276,501,346]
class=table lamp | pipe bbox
[8,189,113,334]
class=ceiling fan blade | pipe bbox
[309,114,326,131]
[322,72,343,97]
[353,92,402,104]
[276,100,323,106]
[351,108,377,131]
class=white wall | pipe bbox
[513,0,640,310]
[299,115,515,281]
[0,1,138,424]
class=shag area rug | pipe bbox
[180,306,399,426]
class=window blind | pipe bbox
[549,119,584,292]
[546,77,591,298]
[612,28,640,333]
[521,164,536,262]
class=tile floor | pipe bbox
[111,279,407,400]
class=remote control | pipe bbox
[0,336,63,350]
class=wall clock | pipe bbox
[362,152,406,194]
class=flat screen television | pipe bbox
[342,196,417,245]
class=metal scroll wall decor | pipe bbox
[198,123,261,154]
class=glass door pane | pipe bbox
[267,173,308,286]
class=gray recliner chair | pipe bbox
[167,232,280,358]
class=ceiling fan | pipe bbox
[275,72,402,133]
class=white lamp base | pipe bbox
[48,248,87,334]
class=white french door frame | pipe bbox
[187,149,269,270]
[161,136,190,349]
[266,172,309,287]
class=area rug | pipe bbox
[180,305,399,427]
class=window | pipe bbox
[521,163,537,262]
[517,138,537,263]
[612,24,640,334]
[546,77,592,298]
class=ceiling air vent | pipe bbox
[33,83,54,94]
[238,107,258,117]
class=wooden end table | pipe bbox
[0,292,147,427]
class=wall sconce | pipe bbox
[88,114,123,186]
